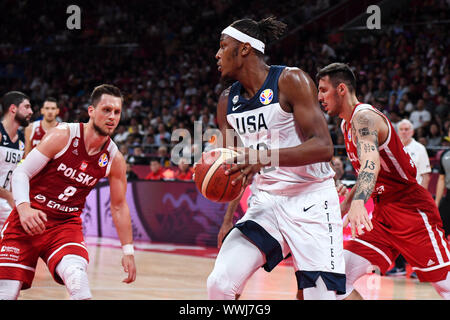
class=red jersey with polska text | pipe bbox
[341,103,417,199]
[29,122,118,219]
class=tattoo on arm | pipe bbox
[352,111,381,203]
[353,171,376,202]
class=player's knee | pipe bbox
[207,269,237,300]
[56,254,92,300]
[0,280,22,300]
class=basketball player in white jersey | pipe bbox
[0,91,33,228]
[24,97,60,158]
[207,17,346,300]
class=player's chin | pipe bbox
[326,108,338,117]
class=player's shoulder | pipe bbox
[219,85,232,99]
[278,66,316,94]
[352,107,384,127]
[42,122,71,143]
[279,66,311,82]
[217,85,232,108]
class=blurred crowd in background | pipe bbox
[0,0,448,181]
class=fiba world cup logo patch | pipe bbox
[19,140,25,151]
[98,153,108,167]
[259,89,273,105]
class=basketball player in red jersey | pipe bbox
[0,84,136,299]
[23,97,59,158]
[317,63,450,300]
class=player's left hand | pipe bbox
[224,147,263,188]
[343,200,373,239]
[121,254,137,284]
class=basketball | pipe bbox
[194,148,244,202]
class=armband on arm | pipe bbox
[12,148,50,207]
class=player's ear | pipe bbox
[242,43,251,56]
[9,104,17,114]
[87,105,95,116]
[337,83,346,96]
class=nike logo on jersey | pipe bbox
[232,104,242,111]
[303,204,315,212]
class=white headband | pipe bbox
[221,26,265,54]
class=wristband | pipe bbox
[122,244,134,255]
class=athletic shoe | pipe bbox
[385,267,406,276]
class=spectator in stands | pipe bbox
[157,145,172,168]
[145,158,165,181]
[113,125,129,144]
[409,99,431,129]
[373,80,389,105]
[174,158,194,181]
[435,95,448,118]
[126,162,140,181]
[427,123,444,148]
[398,119,431,189]
[155,123,171,147]
[330,155,355,184]
[128,146,148,165]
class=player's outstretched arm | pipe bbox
[12,125,70,236]
[344,110,381,238]
[108,151,137,284]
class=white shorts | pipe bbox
[234,184,346,293]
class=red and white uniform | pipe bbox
[29,120,48,148]
[342,104,450,282]
[0,123,118,288]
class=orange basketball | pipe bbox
[194,148,243,202]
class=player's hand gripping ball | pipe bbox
[194,148,244,202]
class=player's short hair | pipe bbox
[316,63,356,93]
[43,97,58,107]
[2,91,29,113]
[90,84,123,107]
[230,16,287,55]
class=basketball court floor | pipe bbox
[19,237,442,300]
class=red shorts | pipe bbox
[0,209,89,289]
[344,184,450,282]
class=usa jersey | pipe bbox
[29,122,118,219]
[341,103,417,198]
[0,123,25,221]
[0,123,24,190]
[29,120,47,147]
[226,65,334,195]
